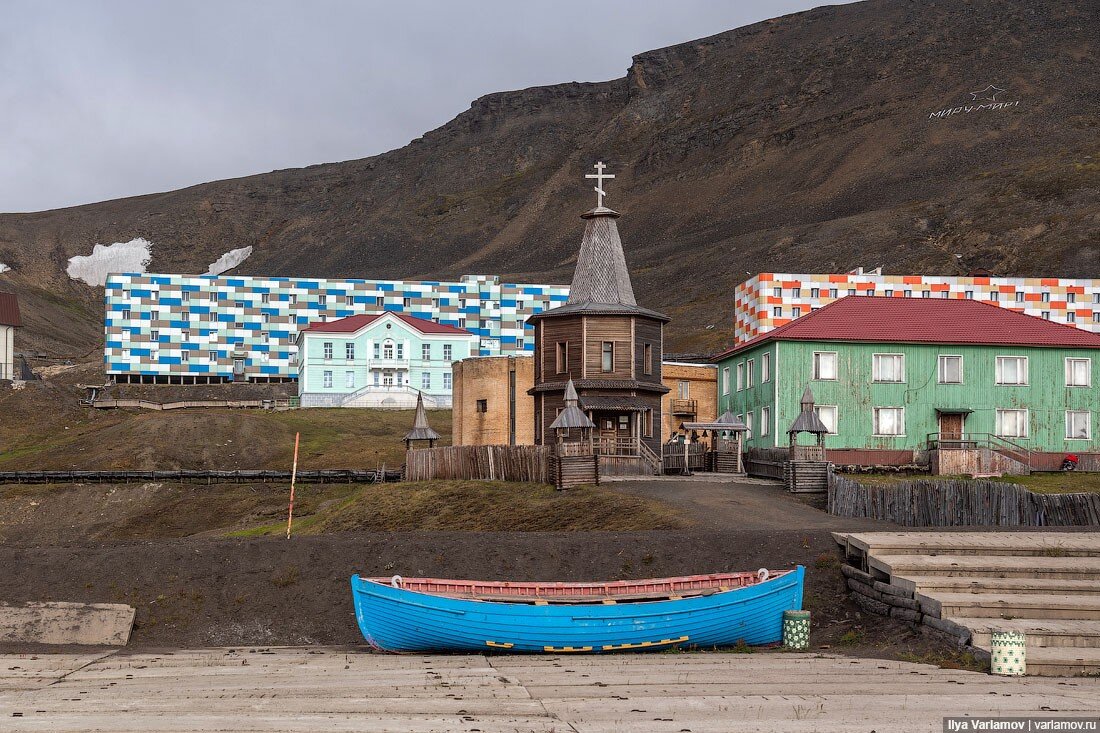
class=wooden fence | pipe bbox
[828,473,1100,526]
[745,447,788,479]
[0,468,401,485]
[90,398,299,410]
[405,445,551,484]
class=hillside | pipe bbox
[1,0,1097,357]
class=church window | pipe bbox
[555,342,568,374]
[601,342,614,372]
[643,343,653,375]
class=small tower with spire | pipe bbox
[527,162,669,471]
[403,391,441,450]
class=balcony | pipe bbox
[670,398,698,416]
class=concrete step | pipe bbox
[1025,646,1100,676]
[871,553,1100,580]
[837,531,1100,558]
[895,575,1100,596]
[966,618,1100,650]
[927,592,1100,621]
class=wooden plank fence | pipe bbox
[405,445,551,484]
[828,473,1100,526]
[0,468,401,485]
[90,398,299,410]
[745,447,788,479]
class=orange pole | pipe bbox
[286,432,300,539]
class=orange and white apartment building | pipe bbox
[734,270,1100,345]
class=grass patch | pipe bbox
[230,480,688,534]
[843,472,1100,494]
[898,650,988,673]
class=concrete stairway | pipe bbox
[835,531,1100,676]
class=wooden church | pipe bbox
[527,163,668,475]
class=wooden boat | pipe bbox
[350,566,804,653]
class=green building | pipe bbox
[296,312,477,408]
[713,296,1100,460]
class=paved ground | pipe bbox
[606,475,892,531]
[2,647,1098,732]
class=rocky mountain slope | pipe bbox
[1,0,1097,356]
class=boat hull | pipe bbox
[350,566,804,653]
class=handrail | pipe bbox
[926,431,1033,470]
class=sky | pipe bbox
[0,0,850,213]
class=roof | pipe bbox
[714,296,1100,359]
[682,410,747,432]
[530,378,669,395]
[302,311,472,336]
[527,207,668,323]
[0,292,21,328]
[404,393,440,442]
[579,396,651,412]
[549,379,596,430]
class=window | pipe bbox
[1041,311,1051,320]
[403,297,411,308]
[677,380,690,399]
[383,341,394,359]
[345,371,355,389]
[443,372,452,390]
[772,307,783,318]
[884,289,893,297]
[938,355,963,384]
[1066,411,1091,440]
[1068,293,1077,303]
[921,290,930,298]
[181,350,191,362]
[601,341,614,372]
[422,344,431,361]
[815,405,838,435]
[289,294,297,305]
[995,408,1028,438]
[746,359,755,388]
[382,371,394,386]
[829,288,838,298]
[996,356,1028,385]
[847,289,856,296]
[745,411,754,439]
[810,288,820,298]
[872,354,905,383]
[208,350,217,361]
[372,343,380,359]
[760,406,770,436]
[262,313,271,324]
[990,291,1000,301]
[1015,291,1024,302]
[736,362,744,391]
[345,343,354,360]
[476,399,488,413]
[396,343,404,359]
[1095,313,1100,324]
[903,290,912,298]
[422,372,431,390]
[372,371,380,386]
[345,295,354,306]
[643,343,653,375]
[964,290,974,299]
[873,407,905,436]
[261,293,270,304]
[722,367,730,395]
[772,287,782,297]
[761,353,771,382]
[1095,293,1100,304]
[1068,312,1077,323]
[644,409,653,438]
[323,370,333,388]
[323,342,333,360]
[443,344,452,362]
[121,309,131,320]
[318,294,327,306]
[555,342,568,373]
[1041,292,1051,302]
[813,352,837,380]
[792,288,801,298]
[376,296,384,307]
[1066,358,1091,387]
[151,329,160,341]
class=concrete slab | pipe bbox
[838,532,1100,557]
[0,601,134,646]
[2,648,1100,732]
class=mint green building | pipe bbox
[714,296,1100,460]
[296,312,477,409]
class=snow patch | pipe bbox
[206,246,253,276]
[0,263,10,274]
[66,238,152,286]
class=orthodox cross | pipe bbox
[585,161,615,208]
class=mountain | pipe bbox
[1,0,1097,356]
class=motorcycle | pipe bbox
[1062,454,1079,471]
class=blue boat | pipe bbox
[350,566,805,653]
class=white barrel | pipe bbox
[990,630,1026,676]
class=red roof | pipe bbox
[715,296,1100,359]
[0,292,21,328]
[301,311,472,336]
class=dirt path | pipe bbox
[603,475,894,531]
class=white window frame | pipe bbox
[937,355,963,385]
[443,344,453,362]
[443,372,452,390]
[323,342,333,361]
[345,370,355,389]
[722,367,730,395]
[812,351,838,381]
[746,359,755,388]
[760,406,770,437]
[772,306,782,318]
[872,353,905,383]
[1066,411,1092,441]
[761,353,771,383]
[995,408,1029,439]
[1066,357,1091,388]
[345,342,355,361]
[744,411,754,439]
[421,372,431,390]
[873,407,905,437]
[995,356,1028,386]
[814,405,838,435]
[323,370,333,389]
[735,362,744,392]
[422,344,432,361]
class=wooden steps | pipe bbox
[835,531,1100,677]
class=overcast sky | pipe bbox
[1,0,849,213]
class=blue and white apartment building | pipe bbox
[104,273,569,384]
